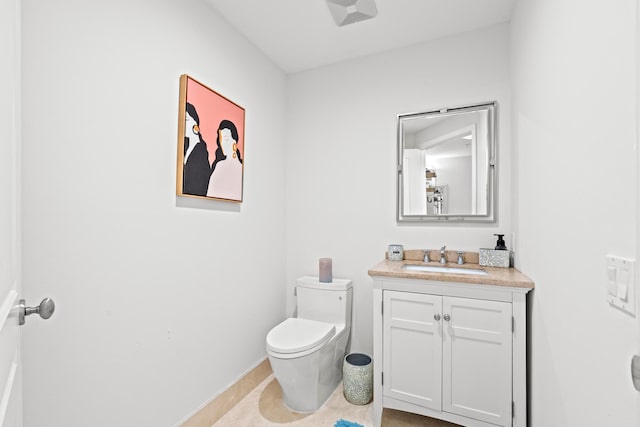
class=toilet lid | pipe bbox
[266,318,336,354]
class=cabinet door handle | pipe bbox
[443,314,451,321]
[434,314,441,321]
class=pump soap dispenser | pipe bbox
[494,234,507,250]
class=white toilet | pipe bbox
[266,276,353,413]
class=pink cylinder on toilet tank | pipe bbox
[319,258,332,283]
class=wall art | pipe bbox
[176,74,245,202]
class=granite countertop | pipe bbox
[368,259,535,289]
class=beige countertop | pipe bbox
[368,259,535,289]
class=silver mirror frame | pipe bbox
[396,101,497,223]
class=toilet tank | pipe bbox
[296,276,353,328]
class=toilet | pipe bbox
[266,276,353,413]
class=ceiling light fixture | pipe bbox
[326,0,377,27]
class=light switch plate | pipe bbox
[606,255,636,316]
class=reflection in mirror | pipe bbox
[397,102,496,223]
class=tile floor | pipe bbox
[212,374,459,427]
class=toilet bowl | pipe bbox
[266,276,353,413]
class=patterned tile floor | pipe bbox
[212,374,459,427]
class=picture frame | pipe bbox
[176,74,245,202]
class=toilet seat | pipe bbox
[266,318,335,357]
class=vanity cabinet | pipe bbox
[370,272,532,427]
[383,291,512,426]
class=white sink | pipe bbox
[402,264,488,276]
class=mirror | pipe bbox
[397,101,497,223]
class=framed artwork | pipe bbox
[176,74,245,202]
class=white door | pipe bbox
[0,0,23,425]
[383,290,442,410]
[637,0,640,419]
[442,296,512,426]
[637,0,640,417]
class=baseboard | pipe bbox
[179,357,272,427]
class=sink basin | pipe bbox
[402,264,488,276]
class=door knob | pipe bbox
[443,314,451,321]
[632,355,640,391]
[19,298,55,325]
[434,314,441,321]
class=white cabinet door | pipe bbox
[442,296,512,426]
[383,291,442,410]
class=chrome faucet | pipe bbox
[423,250,430,262]
[457,251,464,265]
[440,246,447,264]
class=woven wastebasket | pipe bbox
[343,353,373,405]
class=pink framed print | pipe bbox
[176,74,245,202]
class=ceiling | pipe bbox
[204,0,516,74]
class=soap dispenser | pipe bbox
[494,234,507,250]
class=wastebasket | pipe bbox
[343,353,373,405]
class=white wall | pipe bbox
[511,0,639,425]
[286,24,512,354]
[20,0,287,425]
